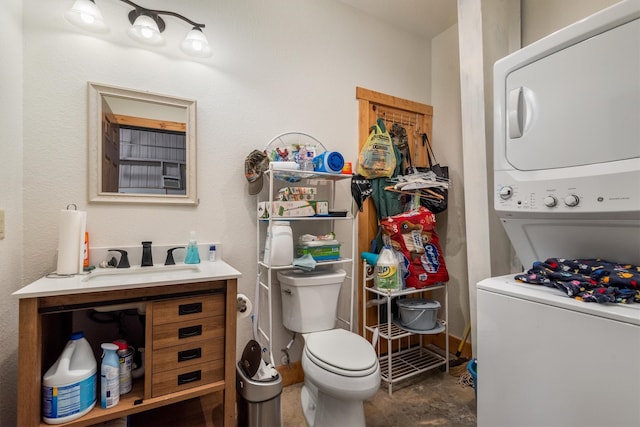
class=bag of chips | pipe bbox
[379,207,449,288]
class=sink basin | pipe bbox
[82,264,201,285]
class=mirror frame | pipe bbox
[88,82,198,205]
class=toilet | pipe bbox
[277,268,380,427]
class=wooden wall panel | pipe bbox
[355,87,434,351]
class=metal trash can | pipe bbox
[236,361,282,427]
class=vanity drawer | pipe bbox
[152,336,224,374]
[151,358,225,397]
[152,294,225,325]
[152,315,224,348]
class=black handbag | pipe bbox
[405,133,449,214]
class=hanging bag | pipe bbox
[357,118,396,179]
[405,133,449,214]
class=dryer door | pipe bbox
[502,17,639,171]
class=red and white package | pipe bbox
[380,207,449,288]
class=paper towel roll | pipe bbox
[56,208,87,275]
[237,293,253,319]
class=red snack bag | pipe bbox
[380,207,449,288]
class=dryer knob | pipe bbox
[543,196,557,207]
[564,194,580,207]
[498,186,513,200]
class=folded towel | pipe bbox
[292,254,316,271]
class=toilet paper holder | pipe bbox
[237,294,252,318]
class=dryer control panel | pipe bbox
[494,163,640,217]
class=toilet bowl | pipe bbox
[300,329,380,427]
[276,269,381,427]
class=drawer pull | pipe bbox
[178,347,202,362]
[178,302,203,315]
[178,370,202,385]
[178,325,202,339]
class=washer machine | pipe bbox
[478,1,640,426]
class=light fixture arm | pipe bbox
[119,0,205,30]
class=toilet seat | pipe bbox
[304,329,378,377]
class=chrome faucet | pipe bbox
[141,241,153,267]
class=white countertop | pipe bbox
[13,260,242,299]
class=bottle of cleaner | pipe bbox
[112,339,133,395]
[375,246,400,290]
[42,331,97,425]
[100,343,120,409]
[184,231,201,264]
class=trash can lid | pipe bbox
[239,339,263,378]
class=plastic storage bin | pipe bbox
[236,362,283,427]
[397,298,441,330]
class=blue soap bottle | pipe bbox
[100,343,120,409]
[185,231,201,264]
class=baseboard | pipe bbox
[274,331,471,388]
[276,361,304,387]
[433,331,472,361]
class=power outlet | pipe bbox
[0,209,4,239]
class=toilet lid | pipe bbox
[304,329,378,377]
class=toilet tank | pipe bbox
[277,269,346,333]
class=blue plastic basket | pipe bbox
[467,359,477,399]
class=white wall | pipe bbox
[522,0,620,45]
[0,0,23,424]
[431,24,469,337]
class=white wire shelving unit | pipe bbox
[362,262,449,395]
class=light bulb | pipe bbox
[64,0,108,33]
[128,14,164,46]
[81,13,95,25]
[180,28,212,58]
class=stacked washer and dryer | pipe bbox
[477,1,640,426]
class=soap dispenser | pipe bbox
[184,231,201,264]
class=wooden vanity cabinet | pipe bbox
[149,294,226,398]
[17,279,237,427]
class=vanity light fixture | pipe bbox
[64,0,109,33]
[64,0,212,58]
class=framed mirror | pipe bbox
[88,82,197,205]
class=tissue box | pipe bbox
[296,240,341,261]
[277,187,317,201]
[258,201,329,218]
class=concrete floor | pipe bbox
[281,368,477,427]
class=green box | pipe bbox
[296,240,341,261]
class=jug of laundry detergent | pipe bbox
[375,246,400,290]
[263,221,293,266]
[42,332,97,424]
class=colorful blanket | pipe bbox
[515,258,640,304]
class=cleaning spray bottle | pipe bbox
[375,246,400,290]
[184,231,201,264]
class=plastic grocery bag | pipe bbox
[357,118,396,179]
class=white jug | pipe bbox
[264,221,293,266]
